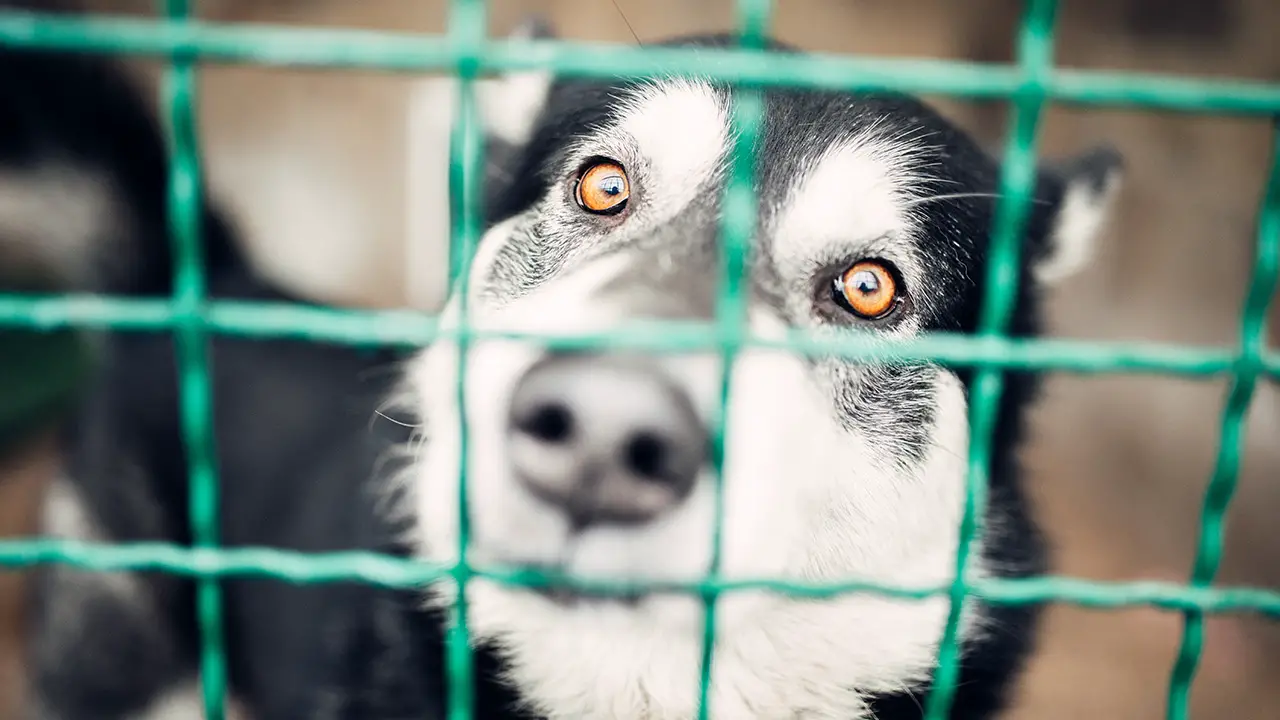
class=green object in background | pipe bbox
[0,1,1277,719]
[0,327,90,460]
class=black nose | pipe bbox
[506,352,707,529]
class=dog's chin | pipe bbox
[476,554,654,611]
[444,550,717,644]
[529,585,646,609]
[478,581,715,654]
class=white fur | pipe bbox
[476,19,554,146]
[770,135,938,338]
[41,478,149,612]
[405,60,553,311]
[405,80,993,719]
[476,69,554,146]
[611,79,730,220]
[0,165,125,285]
[1036,171,1121,286]
[129,684,203,720]
[549,78,730,241]
[770,131,928,284]
[40,480,248,720]
[129,682,250,720]
[412,285,979,718]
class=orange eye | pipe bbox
[834,260,899,319]
[575,160,630,215]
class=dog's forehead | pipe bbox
[609,79,731,214]
[767,126,928,279]
[604,79,926,219]
[488,76,989,322]
[601,79,933,252]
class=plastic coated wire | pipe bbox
[160,1,226,716]
[443,0,486,717]
[2,295,1277,377]
[0,1,1279,718]
[1163,118,1280,719]
[925,1,1056,716]
[1,11,1280,115]
[4,538,1280,617]
[694,2,771,715]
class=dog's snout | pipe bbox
[507,353,706,529]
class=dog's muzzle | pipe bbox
[506,351,707,530]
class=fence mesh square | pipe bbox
[0,0,1278,719]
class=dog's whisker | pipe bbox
[903,191,1051,208]
[376,408,421,429]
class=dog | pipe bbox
[3,24,1123,720]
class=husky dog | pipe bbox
[7,25,1122,720]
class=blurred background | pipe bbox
[2,1,1280,717]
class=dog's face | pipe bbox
[408,38,1120,720]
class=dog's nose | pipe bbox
[507,353,706,529]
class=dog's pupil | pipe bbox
[854,270,879,295]
[599,176,623,195]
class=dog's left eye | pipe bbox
[831,259,901,320]
[575,160,630,215]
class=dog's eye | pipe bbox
[575,160,630,215]
[831,260,899,320]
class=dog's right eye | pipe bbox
[575,160,630,215]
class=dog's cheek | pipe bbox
[838,371,970,585]
[719,347,848,581]
[412,336,549,559]
[408,342,462,560]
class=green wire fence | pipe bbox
[0,0,1277,719]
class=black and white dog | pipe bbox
[5,25,1122,720]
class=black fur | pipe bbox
[3,32,1117,720]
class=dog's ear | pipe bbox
[404,18,559,309]
[1030,145,1124,287]
[476,17,557,148]
[408,17,557,150]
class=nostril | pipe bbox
[509,353,707,525]
[517,402,575,444]
[623,431,668,481]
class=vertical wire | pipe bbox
[444,0,486,717]
[923,2,1057,717]
[695,1,770,716]
[1164,117,1280,720]
[161,0,226,716]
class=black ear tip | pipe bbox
[1065,144,1125,195]
[1084,143,1125,173]
[1049,141,1121,197]
[510,15,556,40]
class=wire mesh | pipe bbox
[0,0,1278,718]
